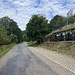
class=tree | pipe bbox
[0,16,10,28]
[0,16,18,36]
[10,34,18,43]
[22,30,27,41]
[13,28,23,43]
[67,10,75,24]
[67,10,73,18]
[0,26,6,45]
[0,16,23,43]
[0,26,11,45]
[26,14,48,43]
[7,20,18,35]
[48,15,65,32]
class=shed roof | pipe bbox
[45,23,75,38]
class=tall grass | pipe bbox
[39,42,75,57]
[0,43,16,58]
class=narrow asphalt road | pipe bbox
[0,42,59,75]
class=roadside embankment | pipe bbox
[28,47,75,74]
[0,43,16,58]
[28,41,75,74]
[39,42,75,58]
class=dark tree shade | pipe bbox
[13,28,23,43]
[26,14,48,43]
[0,16,23,44]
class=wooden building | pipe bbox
[45,24,75,42]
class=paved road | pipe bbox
[0,42,59,75]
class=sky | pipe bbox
[0,0,75,30]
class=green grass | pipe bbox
[27,41,39,46]
[39,42,75,57]
[0,43,16,58]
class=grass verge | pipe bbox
[27,41,38,46]
[39,42,75,58]
[0,43,16,58]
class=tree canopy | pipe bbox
[0,26,11,45]
[67,10,75,24]
[25,10,75,44]
[13,28,23,43]
[48,15,66,31]
[0,16,23,45]
[26,14,48,43]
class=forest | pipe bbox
[26,10,75,44]
[0,10,75,45]
[0,16,23,46]
[0,10,75,57]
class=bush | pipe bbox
[10,34,18,43]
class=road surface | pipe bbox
[0,42,74,75]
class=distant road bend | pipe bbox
[0,42,74,75]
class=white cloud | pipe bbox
[0,0,75,30]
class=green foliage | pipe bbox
[25,10,75,44]
[0,26,7,37]
[67,10,75,24]
[0,16,23,44]
[26,14,48,43]
[23,34,27,41]
[67,16,75,24]
[10,34,18,43]
[7,20,18,35]
[0,43,16,58]
[27,41,38,46]
[0,16,18,36]
[13,28,23,43]
[0,26,11,45]
[39,43,75,57]
[48,15,66,32]
[48,10,75,34]
[22,30,27,41]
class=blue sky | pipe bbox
[0,0,75,30]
